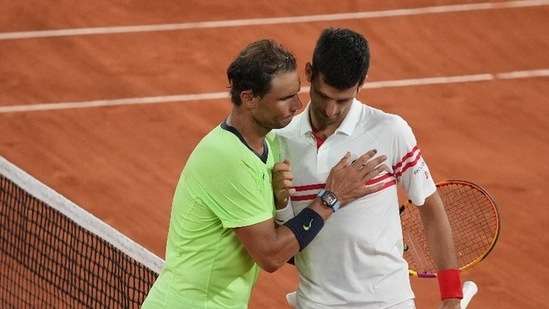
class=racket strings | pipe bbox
[401,202,433,276]
[442,183,499,270]
[402,182,499,276]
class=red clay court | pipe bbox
[1,1,548,308]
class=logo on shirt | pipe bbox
[412,161,424,174]
[303,219,313,231]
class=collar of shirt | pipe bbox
[298,99,363,139]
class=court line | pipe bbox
[1,69,547,113]
[1,0,548,40]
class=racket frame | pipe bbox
[401,179,500,278]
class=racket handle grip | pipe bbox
[461,281,479,308]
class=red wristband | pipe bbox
[437,269,463,300]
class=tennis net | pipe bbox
[0,156,164,308]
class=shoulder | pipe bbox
[359,103,412,134]
[190,126,248,169]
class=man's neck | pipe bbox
[310,115,339,140]
[226,113,268,154]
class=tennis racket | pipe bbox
[400,179,500,278]
[285,280,479,308]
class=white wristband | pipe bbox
[275,200,294,225]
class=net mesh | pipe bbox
[0,157,162,308]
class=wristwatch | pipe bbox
[317,189,340,212]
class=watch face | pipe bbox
[321,191,338,207]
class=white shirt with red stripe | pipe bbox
[275,99,436,309]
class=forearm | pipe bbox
[264,224,302,272]
[238,198,331,272]
[421,211,458,270]
[419,193,458,270]
[419,192,462,302]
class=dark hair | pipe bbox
[311,28,370,89]
[227,39,297,105]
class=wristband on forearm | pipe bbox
[284,208,324,251]
[275,201,294,225]
[437,269,463,300]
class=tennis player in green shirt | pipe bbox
[142,39,387,309]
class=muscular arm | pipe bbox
[419,191,461,309]
[418,191,458,270]
[236,150,387,273]
[234,198,332,273]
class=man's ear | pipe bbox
[305,62,313,83]
[357,75,368,93]
[240,90,256,108]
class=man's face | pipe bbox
[253,71,302,130]
[308,71,360,130]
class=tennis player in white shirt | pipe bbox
[273,28,462,309]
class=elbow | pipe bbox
[256,257,288,273]
[260,265,279,273]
